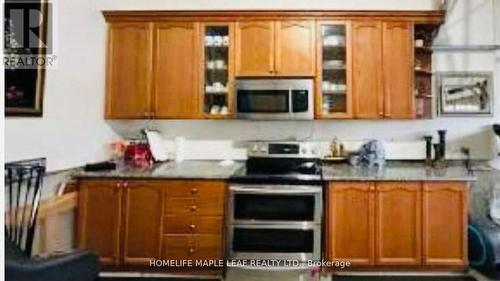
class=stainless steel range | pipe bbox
[227,141,323,263]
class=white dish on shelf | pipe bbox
[323,35,345,46]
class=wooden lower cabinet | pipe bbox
[77,179,226,270]
[327,182,375,265]
[375,182,421,265]
[422,182,468,266]
[78,180,122,266]
[162,234,222,261]
[326,181,468,269]
[122,181,164,266]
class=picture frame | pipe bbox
[4,0,49,117]
[436,71,494,117]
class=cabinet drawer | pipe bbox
[162,234,222,261]
[165,197,224,216]
[164,215,222,234]
[165,181,226,198]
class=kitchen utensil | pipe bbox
[144,129,168,162]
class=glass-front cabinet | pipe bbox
[202,23,234,118]
[317,22,352,118]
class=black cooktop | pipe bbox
[230,157,323,184]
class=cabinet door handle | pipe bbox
[150,112,155,118]
[143,112,150,118]
[190,205,198,212]
[190,188,198,195]
[188,247,196,254]
[123,181,128,188]
[189,224,197,230]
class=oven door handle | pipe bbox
[229,186,321,194]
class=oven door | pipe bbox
[228,185,322,224]
[227,224,321,262]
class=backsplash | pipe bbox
[108,119,496,160]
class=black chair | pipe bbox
[5,159,99,281]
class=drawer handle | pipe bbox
[190,205,198,212]
[189,224,197,230]
[190,188,198,195]
[188,247,196,254]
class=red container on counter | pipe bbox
[124,141,153,168]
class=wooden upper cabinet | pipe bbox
[77,180,122,265]
[275,20,315,76]
[122,181,164,265]
[382,22,414,119]
[105,23,153,119]
[316,21,353,119]
[375,182,422,265]
[352,21,383,119]
[153,22,200,119]
[423,182,468,266]
[235,21,274,76]
[327,182,375,266]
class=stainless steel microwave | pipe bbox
[235,79,314,120]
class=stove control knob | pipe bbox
[300,148,307,155]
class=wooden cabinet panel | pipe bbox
[352,21,383,119]
[164,215,222,234]
[383,22,414,119]
[375,182,421,265]
[153,22,200,118]
[163,234,222,262]
[327,182,375,265]
[423,182,468,266]
[165,197,224,216]
[165,180,226,197]
[122,181,164,265]
[105,23,153,119]
[77,180,122,265]
[275,20,315,76]
[235,21,274,76]
[375,182,422,265]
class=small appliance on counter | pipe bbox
[490,124,500,170]
[124,140,153,168]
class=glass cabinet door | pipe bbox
[203,24,233,118]
[318,22,352,118]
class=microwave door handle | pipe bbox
[288,88,293,117]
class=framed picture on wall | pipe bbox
[436,71,494,117]
[4,0,50,117]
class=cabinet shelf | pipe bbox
[205,91,228,95]
[415,69,432,75]
[323,90,346,95]
[415,46,433,53]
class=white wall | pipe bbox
[5,0,120,171]
[5,0,500,171]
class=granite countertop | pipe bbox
[76,160,475,182]
[74,160,245,180]
[322,162,476,182]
